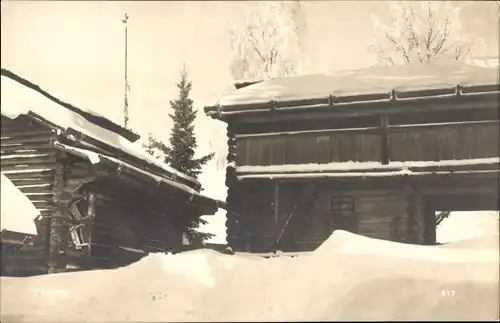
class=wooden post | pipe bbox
[85,192,96,268]
[405,184,424,245]
[423,201,437,245]
[48,159,64,273]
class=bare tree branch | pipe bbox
[370,1,474,66]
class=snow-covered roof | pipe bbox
[1,70,201,190]
[1,69,140,143]
[206,61,499,115]
[1,172,39,236]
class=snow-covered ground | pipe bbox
[437,211,499,244]
[1,231,498,322]
[0,173,39,235]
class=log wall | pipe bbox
[1,116,58,273]
[1,116,190,273]
[229,181,427,253]
[83,178,185,269]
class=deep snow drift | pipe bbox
[1,231,498,322]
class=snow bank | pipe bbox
[1,231,498,322]
[440,235,499,250]
[0,173,39,235]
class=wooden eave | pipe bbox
[52,141,219,216]
[205,86,500,123]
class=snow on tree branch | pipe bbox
[368,1,482,66]
[212,1,310,171]
[229,1,310,82]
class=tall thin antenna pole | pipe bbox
[122,13,130,128]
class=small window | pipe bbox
[330,196,355,217]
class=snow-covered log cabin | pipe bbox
[0,69,220,275]
[205,61,499,253]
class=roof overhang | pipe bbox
[53,141,221,216]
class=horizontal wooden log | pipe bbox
[18,184,54,194]
[0,150,56,157]
[2,169,54,180]
[9,178,53,186]
[0,144,55,153]
[1,155,57,166]
[1,133,53,145]
[1,129,54,139]
[24,192,53,201]
[1,164,57,172]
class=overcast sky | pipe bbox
[2,1,498,243]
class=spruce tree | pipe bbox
[165,69,214,178]
[143,68,215,245]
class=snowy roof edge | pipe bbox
[0,68,141,143]
[52,141,220,215]
[205,62,500,117]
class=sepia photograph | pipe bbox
[1,0,499,321]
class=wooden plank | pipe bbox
[1,144,55,153]
[247,138,261,165]
[1,150,56,157]
[380,115,389,164]
[439,126,458,160]
[10,178,53,186]
[1,134,53,145]
[329,134,341,162]
[317,135,330,164]
[258,138,272,166]
[1,164,56,172]
[1,155,57,166]
[470,123,499,158]
[18,184,53,194]
[388,132,406,161]
[2,169,54,180]
[285,137,299,164]
[270,138,286,165]
[337,133,352,162]
[236,138,248,166]
[32,200,54,209]
[1,129,54,139]
[24,193,54,202]
[453,127,471,160]
[294,135,317,164]
[364,133,382,162]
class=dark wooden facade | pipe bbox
[1,70,219,275]
[205,62,500,253]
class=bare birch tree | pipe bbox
[369,1,478,66]
[229,1,309,82]
[211,1,309,170]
